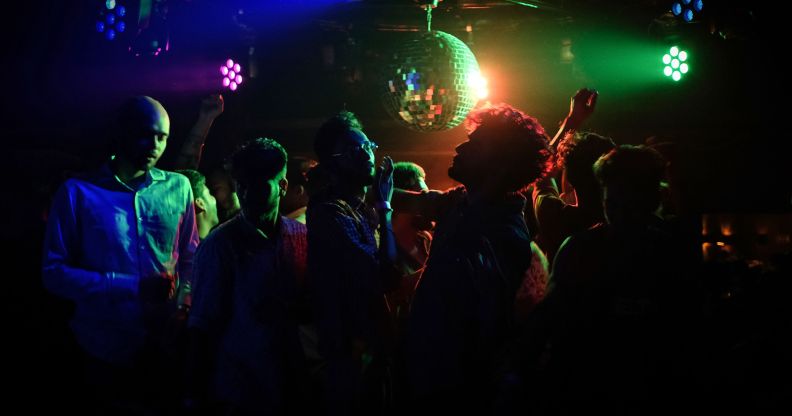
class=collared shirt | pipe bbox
[42,163,199,365]
[188,214,308,412]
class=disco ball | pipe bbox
[383,30,482,132]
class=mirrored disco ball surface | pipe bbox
[383,30,481,132]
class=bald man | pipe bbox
[42,96,199,412]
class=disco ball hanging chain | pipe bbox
[382,0,483,132]
[423,0,437,32]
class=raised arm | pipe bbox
[550,88,598,150]
[174,94,224,170]
[372,156,397,273]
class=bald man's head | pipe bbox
[116,96,170,171]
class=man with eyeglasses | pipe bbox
[306,111,398,415]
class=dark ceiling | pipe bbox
[6,0,787,210]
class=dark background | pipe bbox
[2,1,790,411]
[4,0,788,213]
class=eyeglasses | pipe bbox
[332,140,378,157]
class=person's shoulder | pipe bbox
[425,185,467,206]
[61,165,108,187]
[559,223,606,252]
[577,222,608,243]
[443,185,467,198]
[307,197,353,219]
[199,217,240,247]
[59,176,85,190]
[155,168,190,185]
[280,216,307,236]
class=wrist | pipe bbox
[374,200,392,211]
[564,115,584,130]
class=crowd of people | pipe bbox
[22,88,789,415]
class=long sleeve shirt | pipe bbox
[42,164,199,365]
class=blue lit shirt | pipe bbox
[42,163,199,365]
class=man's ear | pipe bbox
[194,197,207,214]
[279,178,288,197]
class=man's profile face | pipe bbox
[448,128,493,186]
[331,129,376,186]
[198,184,219,228]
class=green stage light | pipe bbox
[663,46,689,82]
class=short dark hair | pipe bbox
[230,138,288,189]
[594,145,666,211]
[465,103,552,193]
[175,169,206,200]
[314,111,363,163]
[557,131,616,189]
[393,161,426,191]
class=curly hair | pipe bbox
[314,111,363,163]
[230,138,288,189]
[556,131,616,189]
[464,103,552,193]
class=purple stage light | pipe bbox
[221,58,244,91]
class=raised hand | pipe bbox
[199,94,224,120]
[551,88,598,149]
[567,88,598,127]
[373,156,394,204]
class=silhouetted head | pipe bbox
[393,161,428,192]
[557,131,616,193]
[280,156,318,214]
[449,103,551,193]
[594,145,666,224]
[206,166,240,222]
[176,169,219,237]
[230,138,288,217]
[314,111,376,187]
